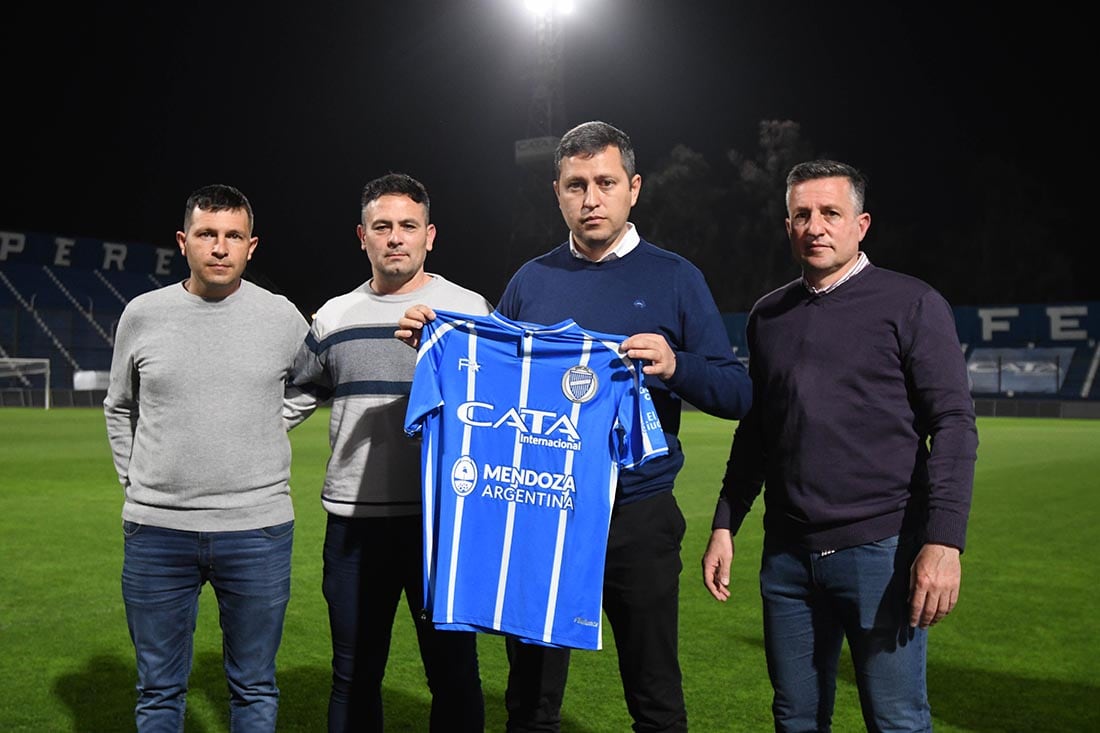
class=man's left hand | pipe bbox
[909,542,961,629]
[621,333,676,380]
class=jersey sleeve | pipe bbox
[615,360,669,470]
[403,315,449,437]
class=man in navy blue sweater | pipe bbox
[702,160,978,732]
[399,121,752,732]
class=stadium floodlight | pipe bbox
[524,0,575,17]
[515,0,570,160]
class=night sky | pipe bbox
[3,1,1092,314]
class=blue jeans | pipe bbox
[760,535,930,733]
[121,520,294,733]
[323,514,483,733]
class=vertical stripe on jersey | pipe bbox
[541,335,593,644]
[419,319,459,611]
[422,427,436,612]
[445,320,479,624]
[493,329,534,631]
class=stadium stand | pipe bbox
[2,228,1098,415]
[954,303,1100,416]
[716,297,1100,418]
[0,230,186,406]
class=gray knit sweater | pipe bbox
[104,279,309,531]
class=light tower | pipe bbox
[508,1,572,278]
[514,1,569,166]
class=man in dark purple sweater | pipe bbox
[702,160,978,732]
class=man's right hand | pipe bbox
[394,304,436,349]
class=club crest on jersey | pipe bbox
[561,365,597,403]
[451,456,478,496]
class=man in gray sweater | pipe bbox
[104,184,310,732]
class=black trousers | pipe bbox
[323,514,484,732]
[505,491,688,732]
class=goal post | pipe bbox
[0,357,51,409]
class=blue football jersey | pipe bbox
[404,310,668,650]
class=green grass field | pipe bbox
[1,409,1097,732]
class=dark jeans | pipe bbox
[505,491,687,733]
[121,520,293,733]
[323,514,484,733]
[760,535,930,733]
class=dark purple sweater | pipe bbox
[712,264,978,552]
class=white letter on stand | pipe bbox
[978,307,1018,341]
[1047,306,1088,341]
[102,242,128,271]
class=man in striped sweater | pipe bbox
[288,173,491,732]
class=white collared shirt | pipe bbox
[569,223,640,262]
[803,251,870,295]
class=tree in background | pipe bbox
[635,144,724,298]
[637,120,815,312]
[722,120,815,310]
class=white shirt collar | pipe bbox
[569,223,640,262]
[803,251,870,295]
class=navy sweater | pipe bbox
[497,239,752,505]
[712,264,978,552]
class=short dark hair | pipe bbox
[360,173,431,224]
[555,121,636,179]
[184,184,253,232]
[785,160,868,214]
